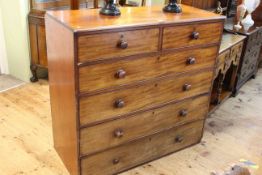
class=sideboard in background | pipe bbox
[28,0,99,82]
[210,33,246,113]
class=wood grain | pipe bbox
[80,121,204,175]
[79,70,213,126]
[78,28,159,63]
[1,70,262,175]
[46,5,225,32]
[45,15,78,175]
[79,46,218,93]
[80,95,209,156]
[163,22,223,50]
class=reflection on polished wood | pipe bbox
[46,5,225,32]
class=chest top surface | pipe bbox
[46,5,225,32]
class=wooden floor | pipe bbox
[0,70,261,175]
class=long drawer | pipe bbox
[163,22,222,50]
[80,120,204,175]
[79,46,218,93]
[79,70,213,126]
[78,28,159,63]
[80,95,209,156]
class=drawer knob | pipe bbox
[179,109,188,117]
[187,57,196,65]
[114,128,124,138]
[183,84,192,91]
[115,99,125,108]
[115,69,126,79]
[192,32,200,40]
[113,158,120,165]
[175,135,184,143]
[117,40,128,49]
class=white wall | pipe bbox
[0,0,31,82]
[0,8,9,74]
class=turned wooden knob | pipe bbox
[115,69,126,79]
[183,84,192,91]
[114,128,124,138]
[115,99,125,108]
[192,32,200,40]
[113,158,120,165]
[175,135,184,143]
[179,109,188,117]
[117,40,128,49]
[187,57,196,65]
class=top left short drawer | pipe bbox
[77,28,160,63]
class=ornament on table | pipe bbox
[237,0,261,30]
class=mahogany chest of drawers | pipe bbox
[45,5,224,175]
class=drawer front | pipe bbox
[81,121,204,175]
[163,22,222,50]
[80,70,213,126]
[80,95,209,156]
[78,28,159,63]
[79,46,218,93]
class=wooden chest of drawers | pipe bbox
[45,5,224,175]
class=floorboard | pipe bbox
[0,70,261,175]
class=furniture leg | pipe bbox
[30,64,38,82]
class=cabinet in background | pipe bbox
[28,0,99,82]
[210,33,246,113]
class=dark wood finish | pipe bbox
[45,16,79,175]
[253,2,262,67]
[79,46,218,93]
[79,70,213,126]
[224,19,262,96]
[80,95,209,156]
[80,120,204,175]
[210,33,245,112]
[46,6,224,175]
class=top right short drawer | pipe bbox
[163,22,223,50]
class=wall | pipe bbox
[0,0,31,82]
[0,7,8,74]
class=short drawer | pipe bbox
[80,120,204,175]
[78,28,159,63]
[163,22,222,50]
[80,95,209,156]
[79,46,218,93]
[79,70,213,126]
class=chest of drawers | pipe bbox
[46,5,224,175]
[233,27,262,95]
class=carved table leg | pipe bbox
[30,64,39,82]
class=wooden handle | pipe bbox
[175,135,184,143]
[115,99,125,108]
[187,57,196,65]
[192,32,200,40]
[117,40,128,49]
[112,158,120,165]
[115,69,126,79]
[183,84,192,91]
[114,128,124,138]
[179,109,188,117]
